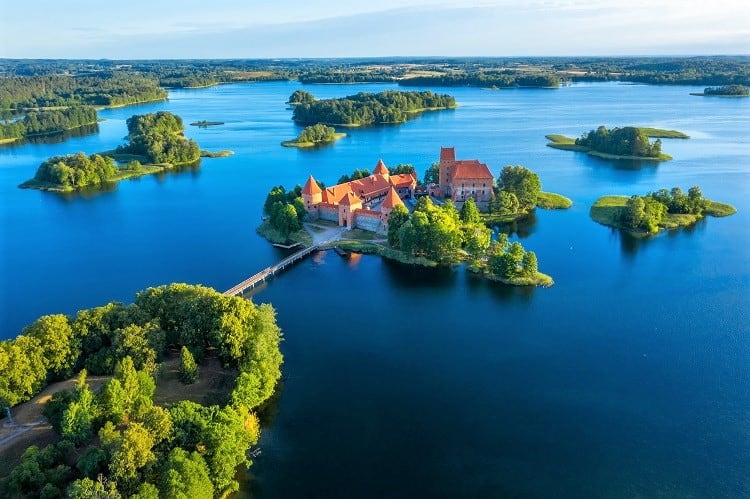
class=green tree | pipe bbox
[109,422,155,489]
[460,197,481,224]
[387,204,410,248]
[66,477,122,499]
[522,251,538,277]
[423,162,440,184]
[497,166,541,210]
[22,314,77,379]
[160,448,214,498]
[178,346,198,384]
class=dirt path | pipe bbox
[0,375,109,452]
[303,222,346,246]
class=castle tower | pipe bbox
[380,186,405,226]
[439,146,456,196]
[338,191,362,227]
[301,175,322,212]
[373,159,389,180]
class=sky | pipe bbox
[1,0,748,59]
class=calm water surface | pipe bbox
[1,82,748,497]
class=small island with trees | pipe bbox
[281,123,346,148]
[19,111,226,192]
[690,84,749,97]
[590,186,736,235]
[290,90,457,127]
[546,126,689,161]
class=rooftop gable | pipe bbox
[301,175,322,195]
[452,160,493,180]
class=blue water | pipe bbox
[1,82,748,497]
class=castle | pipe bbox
[301,159,417,232]
[431,147,494,210]
[301,148,494,232]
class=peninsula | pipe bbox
[20,111,210,192]
[0,106,98,145]
[0,283,282,498]
[546,126,688,161]
[590,186,736,235]
[690,84,749,97]
[290,90,457,127]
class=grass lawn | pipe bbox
[537,191,573,209]
[154,352,237,407]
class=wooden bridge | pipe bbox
[224,244,320,296]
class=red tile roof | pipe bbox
[381,187,405,210]
[452,160,493,180]
[389,173,417,189]
[301,175,322,195]
[339,191,362,207]
[373,159,389,175]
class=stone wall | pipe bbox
[319,206,338,223]
[354,213,382,232]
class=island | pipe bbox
[590,186,736,235]
[690,84,749,97]
[546,126,689,161]
[258,150,559,287]
[290,90,457,126]
[19,111,212,192]
[281,123,346,148]
[0,283,282,498]
[189,120,225,127]
[0,106,99,145]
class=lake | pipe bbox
[1,81,748,497]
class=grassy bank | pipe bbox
[536,191,573,209]
[637,127,690,139]
[201,149,234,158]
[256,221,313,246]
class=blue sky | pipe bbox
[2,0,748,58]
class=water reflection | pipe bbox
[464,268,536,303]
[0,123,100,147]
[613,217,708,257]
[381,258,457,288]
[493,210,538,239]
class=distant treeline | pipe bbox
[399,72,561,88]
[291,90,456,126]
[299,71,398,84]
[0,73,166,111]
[0,106,97,140]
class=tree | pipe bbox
[423,162,440,184]
[460,197,481,224]
[22,314,77,379]
[160,448,214,498]
[178,346,198,384]
[109,423,155,489]
[387,204,410,248]
[61,371,98,444]
[66,477,122,499]
[622,195,645,228]
[0,335,47,407]
[522,251,538,277]
[497,166,541,210]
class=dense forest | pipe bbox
[0,106,97,141]
[25,152,117,190]
[0,283,282,498]
[116,111,200,164]
[0,73,166,111]
[291,90,456,126]
[399,72,561,88]
[575,126,663,158]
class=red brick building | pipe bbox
[433,147,494,210]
